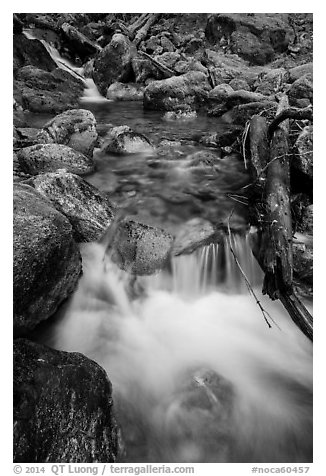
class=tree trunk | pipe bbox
[133,14,160,47]
[248,95,313,341]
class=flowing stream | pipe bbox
[25,35,313,463]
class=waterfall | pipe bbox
[23,29,108,102]
[35,232,313,463]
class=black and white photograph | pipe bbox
[11,7,315,470]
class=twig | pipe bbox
[227,209,281,330]
[241,121,250,169]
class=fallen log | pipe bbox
[259,95,293,298]
[128,13,151,37]
[248,95,313,341]
[139,50,177,79]
[133,14,160,47]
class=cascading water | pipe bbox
[23,29,107,102]
[35,233,313,463]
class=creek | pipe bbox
[25,33,313,463]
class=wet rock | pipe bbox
[106,82,144,101]
[93,34,137,95]
[101,126,154,154]
[13,183,81,335]
[16,144,95,176]
[13,33,57,73]
[31,171,114,242]
[254,68,287,95]
[164,368,234,462]
[206,14,293,65]
[14,339,120,463]
[37,109,98,158]
[143,71,211,111]
[228,78,250,91]
[107,219,174,275]
[14,66,84,113]
[288,74,313,106]
[172,218,223,256]
[288,63,313,83]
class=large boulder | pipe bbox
[14,66,85,113]
[13,33,57,73]
[13,184,82,335]
[14,339,120,463]
[16,144,95,176]
[31,171,114,242]
[107,219,174,275]
[93,34,137,95]
[205,14,293,65]
[37,109,98,158]
[143,71,211,111]
[101,126,154,154]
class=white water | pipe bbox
[23,30,107,102]
[39,235,313,463]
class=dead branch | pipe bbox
[138,50,176,78]
[227,209,278,329]
[268,106,313,140]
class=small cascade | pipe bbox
[80,77,109,103]
[146,233,264,298]
[23,29,108,102]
